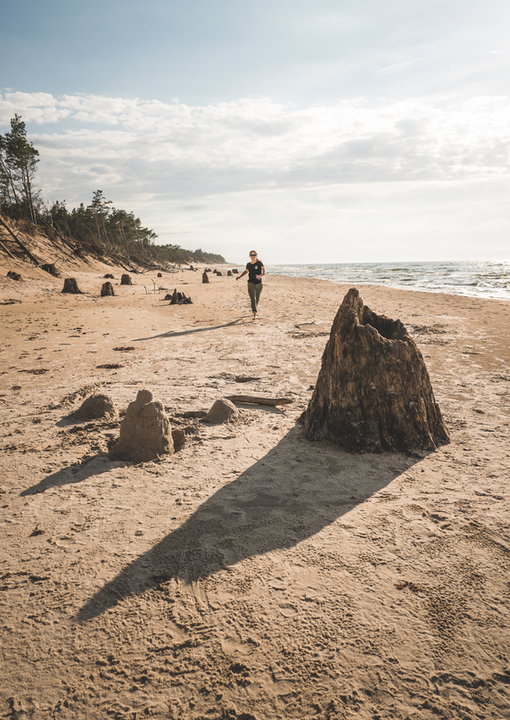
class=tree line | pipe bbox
[0,115,225,266]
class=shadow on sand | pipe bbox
[20,454,123,496]
[76,426,425,622]
[134,318,248,341]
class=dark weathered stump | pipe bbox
[101,281,115,297]
[41,263,60,277]
[301,288,450,452]
[189,264,194,271]
[7,271,21,281]
[62,278,82,294]
[103,273,114,279]
[157,272,163,277]
[232,268,239,274]
[227,270,233,277]
[216,271,223,276]
[168,288,192,305]
[202,271,209,284]
[120,274,132,285]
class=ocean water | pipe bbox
[270,261,510,300]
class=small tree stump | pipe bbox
[41,263,60,277]
[157,272,163,277]
[202,271,209,284]
[232,268,239,274]
[166,288,192,304]
[120,274,132,285]
[227,270,232,277]
[301,288,450,452]
[7,271,21,281]
[103,273,114,279]
[216,271,223,276]
[101,281,115,297]
[62,278,82,294]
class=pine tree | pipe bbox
[0,115,40,222]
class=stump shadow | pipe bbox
[21,454,123,496]
[76,426,426,622]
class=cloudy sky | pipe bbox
[1,0,509,263]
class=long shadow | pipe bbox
[134,318,247,341]
[21,454,123,496]
[76,427,426,622]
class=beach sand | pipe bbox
[1,266,509,719]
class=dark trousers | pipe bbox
[247,282,263,313]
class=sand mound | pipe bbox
[74,394,118,420]
[108,389,174,462]
[204,398,239,424]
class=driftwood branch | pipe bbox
[0,217,40,266]
[226,395,294,406]
[0,239,16,259]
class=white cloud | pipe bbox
[1,90,509,261]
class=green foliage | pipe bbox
[0,114,226,267]
[0,114,40,222]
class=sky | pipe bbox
[1,0,509,263]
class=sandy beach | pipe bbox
[1,263,509,720]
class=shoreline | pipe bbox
[1,267,509,719]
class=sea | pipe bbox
[270,261,510,300]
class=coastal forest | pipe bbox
[0,114,225,268]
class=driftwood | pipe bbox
[301,288,450,452]
[202,271,209,284]
[101,281,115,297]
[226,395,294,406]
[62,278,82,294]
[0,240,16,259]
[120,274,132,285]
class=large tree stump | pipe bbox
[120,274,132,285]
[301,288,450,452]
[202,271,209,284]
[101,281,115,296]
[62,278,82,294]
